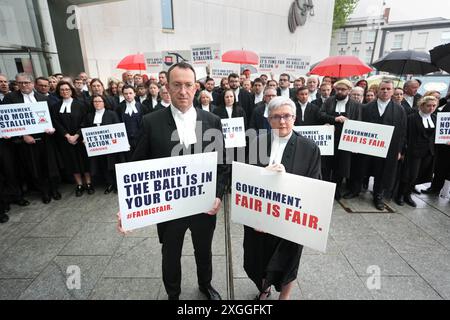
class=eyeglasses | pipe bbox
[17,81,31,85]
[170,83,195,91]
[269,114,295,122]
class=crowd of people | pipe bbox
[1,63,450,301]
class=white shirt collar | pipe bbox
[234,88,240,102]
[125,100,138,116]
[263,104,269,118]
[170,105,197,148]
[270,131,293,165]
[254,92,263,103]
[59,98,73,113]
[93,108,105,125]
[225,105,233,118]
[404,95,414,107]
[0,93,4,101]
[202,104,210,112]
[308,90,317,102]
[419,111,435,129]
[22,91,37,103]
[280,87,290,98]
[336,96,349,113]
[377,99,390,116]
[161,101,171,108]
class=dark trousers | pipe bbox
[160,213,216,297]
[430,145,450,191]
[399,154,434,195]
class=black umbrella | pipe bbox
[372,50,440,76]
[430,43,450,73]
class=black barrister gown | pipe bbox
[2,91,61,194]
[243,131,321,293]
[319,97,361,179]
[401,112,436,188]
[360,100,407,192]
[213,104,248,166]
[51,99,90,175]
[83,110,125,182]
[294,102,322,126]
[431,102,450,188]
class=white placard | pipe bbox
[284,55,311,73]
[221,117,246,148]
[81,123,130,157]
[144,52,163,73]
[294,125,334,156]
[435,112,450,144]
[231,162,335,253]
[210,62,240,84]
[161,50,192,71]
[258,53,286,73]
[191,43,221,65]
[0,102,53,137]
[338,120,394,158]
[116,152,217,231]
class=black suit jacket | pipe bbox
[276,87,296,100]
[319,96,361,124]
[212,104,247,128]
[116,100,152,121]
[400,99,417,116]
[237,89,254,121]
[2,90,48,104]
[294,102,322,126]
[249,101,270,134]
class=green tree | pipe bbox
[333,0,359,30]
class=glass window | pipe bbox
[339,31,348,44]
[392,34,404,49]
[352,48,360,57]
[366,30,376,43]
[441,31,450,44]
[339,48,346,56]
[414,32,428,49]
[365,49,373,63]
[352,31,362,44]
[161,0,174,30]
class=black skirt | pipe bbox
[243,225,303,292]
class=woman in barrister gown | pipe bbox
[83,94,125,194]
[213,88,247,164]
[244,97,321,300]
[395,96,438,207]
[51,81,94,196]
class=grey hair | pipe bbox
[198,90,212,100]
[263,86,277,95]
[268,96,296,116]
[403,79,420,89]
[16,73,34,82]
[380,79,394,87]
[351,86,364,94]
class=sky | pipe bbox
[351,0,450,21]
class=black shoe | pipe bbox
[199,285,221,300]
[395,195,404,206]
[14,199,30,206]
[373,197,385,211]
[51,190,62,200]
[86,184,95,195]
[254,288,271,300]
[421,187,439,195]
[404,194,417,207]
[75,185,84,197]
[0,212,9,223]
[104,185,114,194]
[42,196,51,204]
[362,182,369,191]
[343,192,359,200]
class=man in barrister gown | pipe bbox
[319,79,361,200]
[401,80,422,114]
[311,83,332,109]
[118,62,229,300]
[3,73,61,204]
[358,80,407,210]
[249,87,277,135]
[294,86,322,126]
[228,73,255,121]
[244,96,321,300]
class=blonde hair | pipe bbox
[418,95,438,108]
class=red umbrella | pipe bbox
[310,55,373,77]
[222,50,259,65]
[116,53,146,70]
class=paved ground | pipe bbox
[0,182,449,300]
